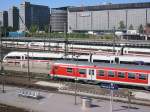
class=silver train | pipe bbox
[3,51,150,66]
[2,41,150,56]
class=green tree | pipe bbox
[0,26,7,37]
[138,24,144,34]
[7,26,14,32]
[29,24,38,33]
[129,24,134,30]
[44,25,49,33]
[118,21,126,30]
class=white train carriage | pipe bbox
[3,52,65,64]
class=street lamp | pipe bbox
[27,42,30,86]
[74,55,79,105]
[113,27,116,55]
[64,23,68,59]
[0,21,5,93]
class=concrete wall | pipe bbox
[147,8,150,24]
[109,10,126,30]
[68,8,149,32]
[127,9,146,29]
[92,11,108,30]
[68,12,76,32]
[76,11,91,31]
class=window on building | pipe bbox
[97,70,105,76]
[67,68,73,73]
[128,73,136,79]
[139,74,147,80]
[79,69,86,75]
[108,71,115,77]
[118,72,125,78]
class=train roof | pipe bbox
[54,60,150,71]
[5,51,65,58]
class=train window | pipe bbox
[97,70,105,76]
[139,74,147,80]
[67,68,73,73]
[54,66,58,70]
[79,69,86,75]
[118,72,125,78]
[89,69,94,75]
[6,56,20,59]
[108,71,115,77]
[128,73,136,79]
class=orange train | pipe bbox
[49,61,150,89]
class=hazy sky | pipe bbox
[0,0,149,11]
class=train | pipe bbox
[3,51,150,66]
[2,41,150,56]
[49,60,150,89]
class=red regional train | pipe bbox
[49,61,150,89]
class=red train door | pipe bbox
[87,69,96,80]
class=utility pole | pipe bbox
[48,24,51,51]
[27,42,30,85]
[110,83,114,112]
[0,21,5,93]
[64,23,68,59]
[113,27,116,55]
[74,55,79,105]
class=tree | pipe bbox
[118,21,126,30]
[44,25,49,33]
[138,24,144,34]
[7,26,14,32]
[29,24,38,33]
[0,26,7,37]
[129,24,134,30]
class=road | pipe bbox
[0,85,150,112]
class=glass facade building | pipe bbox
[8,6,19,31]
[0,11,8,27]
[50,7,68,32]
[19,2,50,31]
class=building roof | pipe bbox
[68,2,150,12]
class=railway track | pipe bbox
[1,70,150,106]
[0,70,141,97]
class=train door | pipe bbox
[87,69,96,80]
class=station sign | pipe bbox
[100,83,118,90]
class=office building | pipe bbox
[19,2,50,31]
[68,2,150,33]
[8,6,19,31]
[50,7,68,32]
[0,11,8,27]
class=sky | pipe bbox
[0,0,149,11]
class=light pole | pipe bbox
[27,42,30,84]
[110,83,114,112]
[0,21,5,93]
[64,23,68,59]
[113,27,116,55]
[74,55,79,105]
